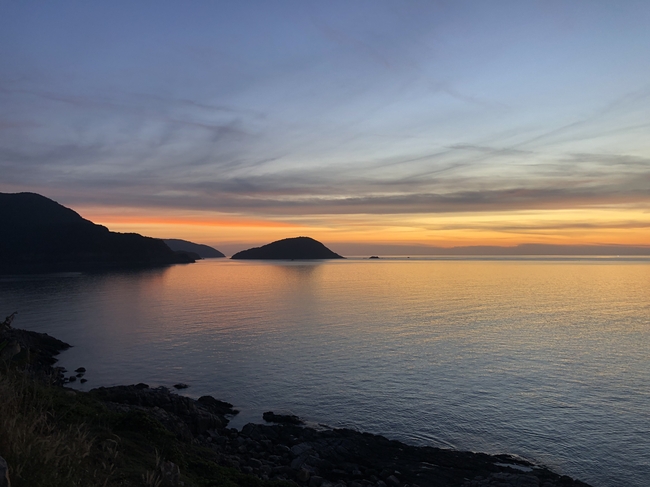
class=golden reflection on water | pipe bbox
[1,258,648,487]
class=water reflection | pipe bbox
[0,259,648,487]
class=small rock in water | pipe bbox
[75,367,86,373]
[173,383,189,389]
[263,411,304,425]
[80,378,87,383]
[68,375,77,382]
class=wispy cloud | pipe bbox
[1,1,650,247]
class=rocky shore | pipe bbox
[1,316,593,487]
[87,383,592,487]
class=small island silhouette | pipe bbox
[231,236,344,260]
[164,239,225,258]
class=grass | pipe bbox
[0,363,295,487]
[0,367,114,486]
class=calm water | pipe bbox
[1,258,649,487]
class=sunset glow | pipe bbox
[2,2,650,254]
[75,205,650,256]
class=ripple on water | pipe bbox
[1,258,649,487]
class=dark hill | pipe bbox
[231,237,344,260]
[164,239,225,258]
[0,192,194,273]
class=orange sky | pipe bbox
[79,204,650,255]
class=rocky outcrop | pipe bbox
[0,313,70,383]
[84,383,592,487]
[263,411,304,425]
[89,384,237,441]
[231,237,344,260]
[2,318,593,487]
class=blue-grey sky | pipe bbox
[1,1,649,249]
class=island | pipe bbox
[0,192,194,273]
[164,239,225,258]
[231,237,344,260]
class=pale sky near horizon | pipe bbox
[1,1,649,253]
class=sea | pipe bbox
[1,257,648,487]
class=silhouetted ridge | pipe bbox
[231,237,344,260]
[0,192,194,273]
[164,239,225,258]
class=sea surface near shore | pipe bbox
[1,257,648,487]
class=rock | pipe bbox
[198,395,238,415]
[263,411,304,425]
[0,456,10,487]
[386,475,400,487]
[0,325,69,382]
[515,475,540,487]
[241,423,263,440]
[68,375,77,382]
[275,444,291,455]
[298,467,312,482]
[291,443,313,456]
[75,367,86,373]
[80,378,87,383]
[310,476,324,487]
[89,384,232,438]
[173,383,189,389]
[291,452,310,470]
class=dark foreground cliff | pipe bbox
[0,316,592,487]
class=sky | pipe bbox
[1,1,650,255]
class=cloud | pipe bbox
[2,10,650,228]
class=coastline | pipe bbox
[1,322,593,487]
